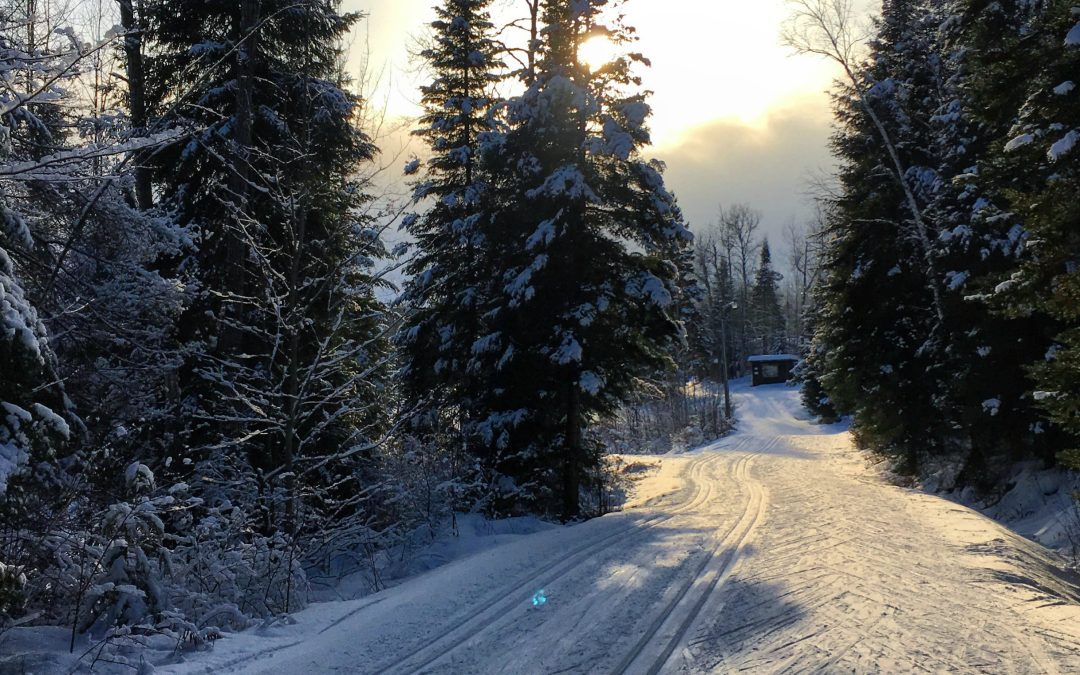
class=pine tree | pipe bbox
[0,16,78,503]
[474,0,691,518]
[0,231,72,504]
[143,0,388,556]
[398,0,505,502]
[807,0,952,470]
[0,9,88,623]
[750,240,784,354]
[927,0,1061,484]
[979,3,1080,469]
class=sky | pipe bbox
[341,0,846,253]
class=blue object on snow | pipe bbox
[532,589,547,607]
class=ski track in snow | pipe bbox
[164,384,1080,674]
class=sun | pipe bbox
[578,35,619,70]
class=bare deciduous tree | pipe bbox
[718,203,760,372]
[782,0,945,323]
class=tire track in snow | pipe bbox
[610,435,777,675]
[375,449,732,674]
[191,453,728,675]
[683,426,1080,675]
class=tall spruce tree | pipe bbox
[808,0,952,469]
[143,0,388,543]
[473,0,691,518]
[0,14,78,502]
[928,0,1061,484]
[750,240,784,354]
[398,0,505,500]
[979,3,1080,469]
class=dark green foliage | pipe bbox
[976,3,1080,469]
[477,0,690,519]
[808,0,1080,487]
[402,0,692,519]
[143,0,389,535]
[810,0,950,468]
[398,0,505,503]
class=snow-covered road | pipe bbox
[168,384,1080,674]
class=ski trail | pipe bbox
[611,441,774,675]
[161,383,1080,675]
[674,386,1080,675]
[377,452,728,674]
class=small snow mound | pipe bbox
[1004,133,1034,152]
[1066,20,1080,46]
[1048,130,1079,161]
[579,371,604,395]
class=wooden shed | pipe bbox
[749,354,800,386]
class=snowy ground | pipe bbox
[139,382,1080,674]
[5,383,1079,673]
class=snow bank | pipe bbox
[964,463,1080,558]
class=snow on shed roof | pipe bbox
[747,354,800,363]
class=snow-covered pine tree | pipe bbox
[978,2,1080,469]
[475,0,692,518]
[0,224,73,514]
[807,0,953,471]
[398,0,505,507]
[749,240,785,354]
[925,0,1061,485]
[795,304,841,423]
[0,7,99,627]
[142,0,390,607]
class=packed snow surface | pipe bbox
[148,386,1080,672]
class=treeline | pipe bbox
[687,204,820,382]
[598,203,820,455]
[0,0,697,651]
[791,0,1080,487]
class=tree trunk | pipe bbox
[117,0,152,210]
[720,310,732,421]
[526,0,540,84]
[282,199,306,538]
[563,378,582,521]
[222,0,259,353]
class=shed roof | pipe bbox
[747,354,800,363]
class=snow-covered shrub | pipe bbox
[0,561,27,626]
[597,378,733,457]
[578,451,635,516]
[32,463,170,637]
[165,501,307,628]
[381,434,473,539]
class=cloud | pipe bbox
[652,97,836,244]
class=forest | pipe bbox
[0,0,1077,667]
